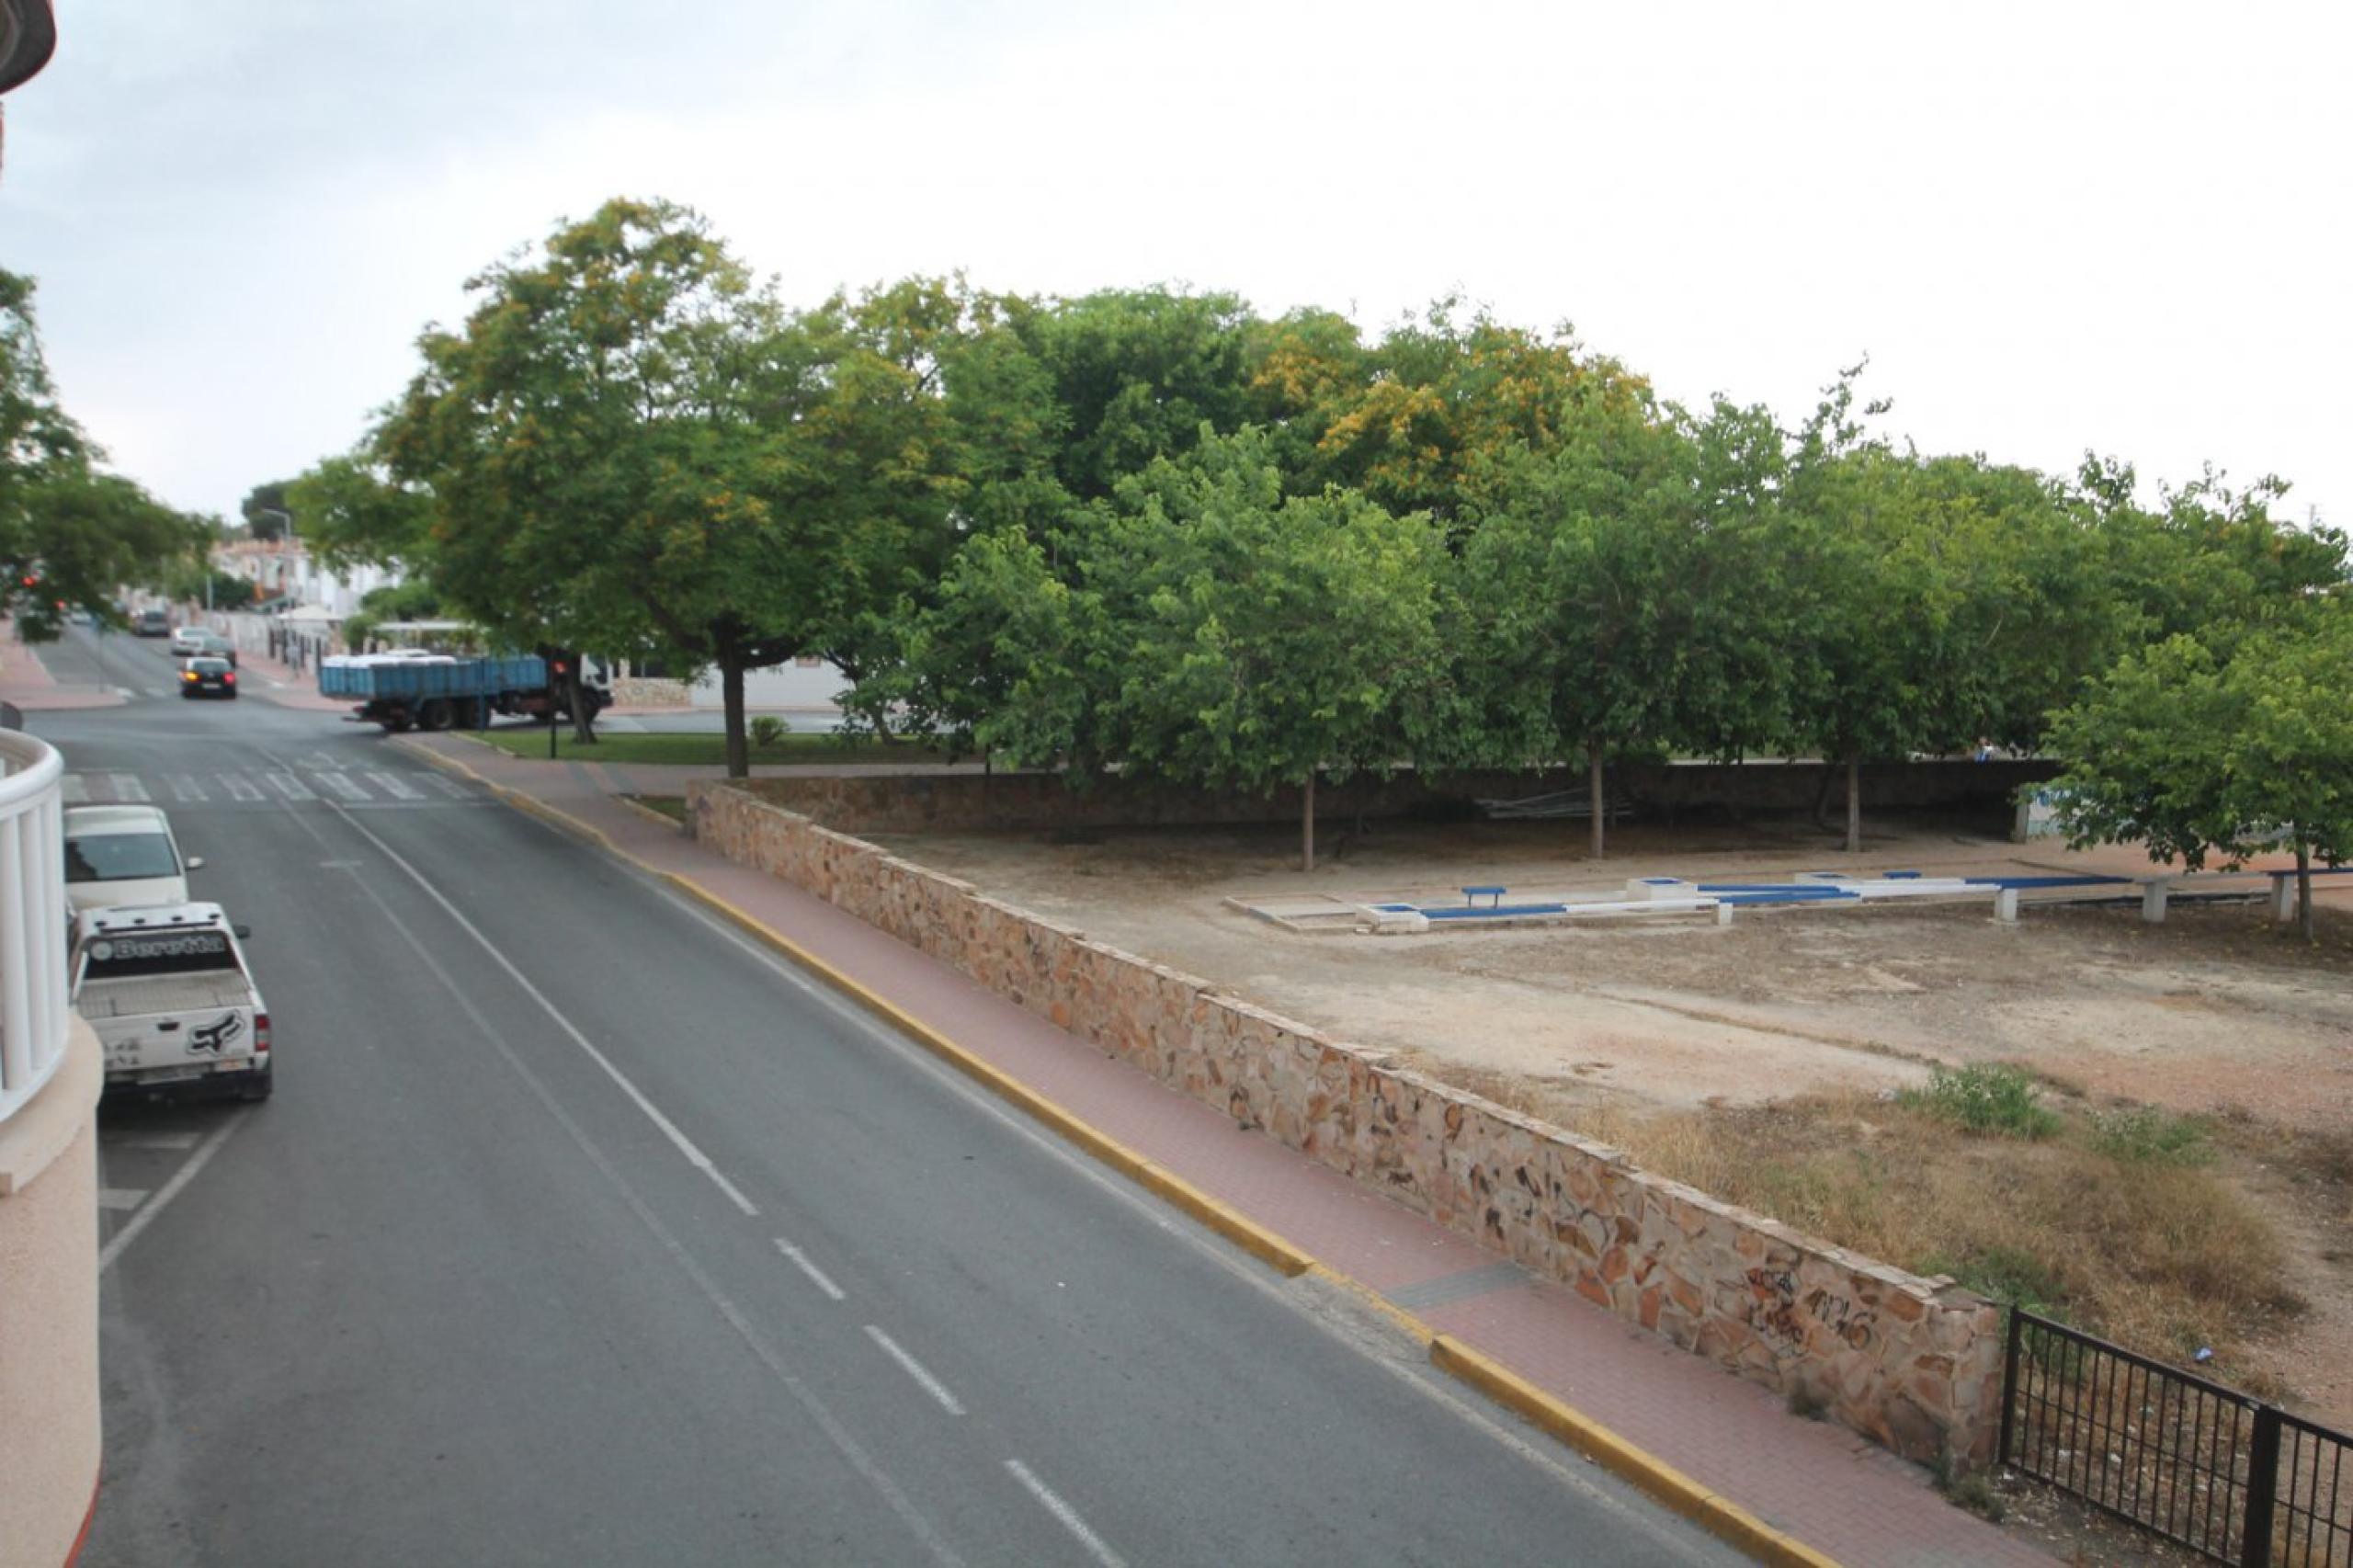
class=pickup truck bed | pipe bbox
[77,972,253,1019]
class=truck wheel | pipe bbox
[418,699,453,732]
[381,718,414,733]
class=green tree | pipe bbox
[2048,603,2353,939]
[379,199,995,769]
[2,270,207,635]
[284,453,438,577]
[1454,389,1796,857]
[1305,300,1646,535]
[241,480,297,540]
[961,429,1446,869]
[1011,287,1260,503]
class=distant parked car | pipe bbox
[179,657,237,699]
[63,804,202,916]
[177,631,237,666]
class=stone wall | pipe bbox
[608,676,693,709]
[729,758,2054,837]
[688,780,2006,1470]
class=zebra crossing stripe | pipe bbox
[265,772,315,801]
[218,774,265,802]
[165,774,208,803]
[61,774,89,803]
[108,773,150,802]
[415,772,469,799]
[315,773,370,802]
[366,772,424,801]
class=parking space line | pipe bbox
[99,1115,246,1273]
[108,1132,200,1152]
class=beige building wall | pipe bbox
[0,1017,102,1567]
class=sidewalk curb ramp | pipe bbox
[395,738,1844,1568]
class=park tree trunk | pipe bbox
[1588,738,1607,860]
[721,653,749,779]
[1845,755,1863,854]
[1302,772,1316,873]
[564,660,597,744]
[2296,834,2315,943]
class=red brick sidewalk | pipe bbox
[0,624,124,710]
[398,733,2056,1567]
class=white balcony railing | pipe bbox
[0,729,69,1126]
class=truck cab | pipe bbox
[72,903,271,1101]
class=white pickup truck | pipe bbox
[72,903,272,1102]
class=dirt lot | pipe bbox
[877,810,2353,1424]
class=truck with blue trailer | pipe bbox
[319,653,609,733]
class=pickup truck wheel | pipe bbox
[237,1067,273,1103]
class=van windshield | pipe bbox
[65,833,180,882]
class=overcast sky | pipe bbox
[4,0,2346,529]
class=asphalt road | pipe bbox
[37,624,1744,1567]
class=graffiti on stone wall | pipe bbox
[1746,1267,1877,1351]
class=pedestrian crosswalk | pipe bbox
[63,767,475,809]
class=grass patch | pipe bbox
[1461,1082,2299,1376]
[467,727,957,768]
[1899,1062,2063,1140]
[2087,1105,2214,1166]
[626,794,688,824]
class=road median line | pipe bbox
[406,739,1845,1567]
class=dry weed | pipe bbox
[1424,1062,2300,1370]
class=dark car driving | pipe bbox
[179,657,237,699]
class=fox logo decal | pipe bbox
[189,1013,244,1056]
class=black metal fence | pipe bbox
[2002,1309,2350,1567]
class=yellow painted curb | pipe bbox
[415,744,1844,1566]
[1429,1335,1839,1568]
[662,873,1315,1282]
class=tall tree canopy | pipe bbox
[1,269,207,637]
[2049,600,2352,938]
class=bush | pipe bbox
[1899,1063,2063,1140]
[1920,1244,2067,1318]
[2087,1106,2213,1166]
[748,715,789,747]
